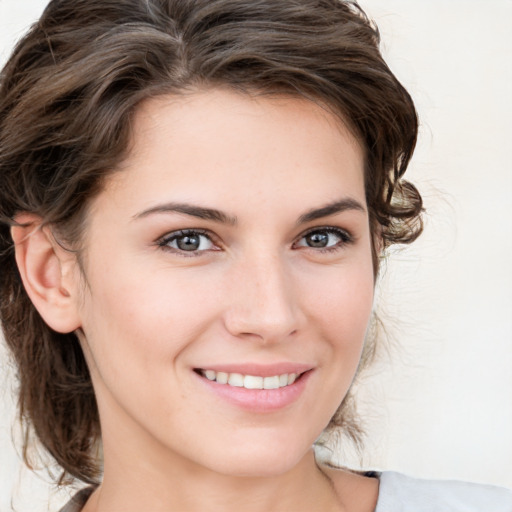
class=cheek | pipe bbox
[302,262,374,332]
[298,257,375,391]
[79,262,222,382]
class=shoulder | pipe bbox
[375,471,512,512]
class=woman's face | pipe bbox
[74,89,375,477]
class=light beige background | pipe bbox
[1,0,511,509]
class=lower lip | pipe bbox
[195,371,312,413]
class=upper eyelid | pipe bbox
[157,228,219,247]
[159,228,211,239]
[296,225,353,239]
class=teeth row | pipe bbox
[201,370,299,389]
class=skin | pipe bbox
[14,89,379,511]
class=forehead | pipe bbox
[130,88,362,159]
[99,88,366,218]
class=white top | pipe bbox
[374,471,512,512]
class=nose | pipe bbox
[223,253,301,343]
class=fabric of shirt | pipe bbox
[59,471,512,512]
[373,472,512,512]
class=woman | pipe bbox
[0,0,510,510]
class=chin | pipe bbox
[199,438,313,478]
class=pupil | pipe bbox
[177,235,200,251]
[307,232,328,247]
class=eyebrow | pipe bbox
[296,198,366,225]
[133,197,365,226]
[133,202,238,225]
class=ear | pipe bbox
[11,213,82,333]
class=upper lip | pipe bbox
[194,362,314,377]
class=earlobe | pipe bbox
[11,214,82,333]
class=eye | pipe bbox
[158,229,217,254]
[294,227,352,251]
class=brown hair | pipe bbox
[0,0,422,485]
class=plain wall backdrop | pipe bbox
[0,0,511,509]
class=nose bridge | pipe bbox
[224,250,299,342]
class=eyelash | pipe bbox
[157,227,353,256]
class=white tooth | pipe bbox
[216,372,229,384]
[228,373,244,387]
[243,375,263,389]
[288,373,297,385]
[279,374,288,387]
[263,375,280,390]
[204,370,216,381]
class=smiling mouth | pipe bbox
[195,369,305,390]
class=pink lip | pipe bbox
[194,362,313,377]
[193,366,314,413]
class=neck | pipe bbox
[85,448,343,512]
